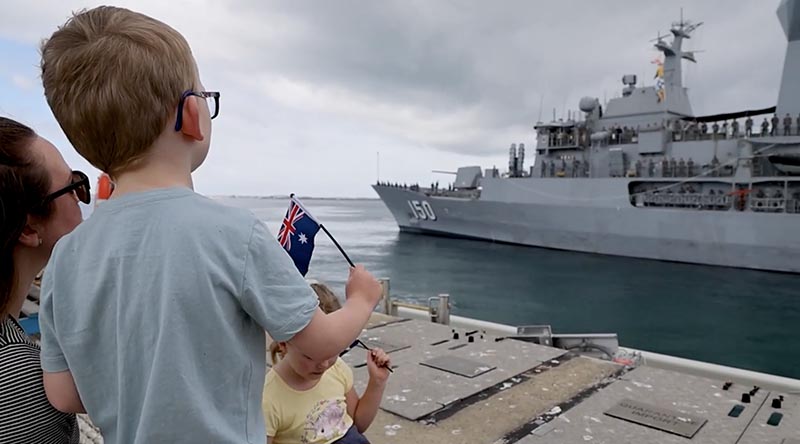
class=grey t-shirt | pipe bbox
[40,188,318,443]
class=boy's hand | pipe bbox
[366,348,391,383]
[345,265,382,309]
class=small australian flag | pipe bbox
[277,197,321,276]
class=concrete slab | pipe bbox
[361,357,621,444]
[419,355,496,378]
[365,313,407,330]
[518,366,770,444]
[347,320,566,420]
[738,392,800,443]
[341,320,462,369]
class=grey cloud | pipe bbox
[0,1,792,196]
[208,0,787,156]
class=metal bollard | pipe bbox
[379,278,396,316]
[428,294,450,325]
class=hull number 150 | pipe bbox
[408,200,437,221]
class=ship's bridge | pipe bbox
[602,84,692,126]
[534,119,588,152]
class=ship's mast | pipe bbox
[655,10,703,95]
[776,0,800,117]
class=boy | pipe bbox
[38,6,382,444]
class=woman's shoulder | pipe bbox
[0,316,36,348]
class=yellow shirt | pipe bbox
[263,358,354,444]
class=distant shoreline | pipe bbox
[210,195,381,201]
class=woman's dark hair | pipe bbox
[1,117,52,318]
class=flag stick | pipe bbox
[320,224,355,268]
[356,340,394,373]
[339,340,393,373]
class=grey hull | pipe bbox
[374,181,800,273]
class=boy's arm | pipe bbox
[43,370,86,413]
[289,266,378,359]
[39,270,86,413]
[241,221,381,360]
[239,221,321,344]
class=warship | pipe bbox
[374,1,800,273]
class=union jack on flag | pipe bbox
[277,196,321,276]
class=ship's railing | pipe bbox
[750,197,788,212]
[639,193,731,209]
[634,166,736,179]
[749,197,800,213]
[540,164,590,178]
[639,193,800,213]
[425,188,481,199]
[670,119,798,142]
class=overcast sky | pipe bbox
[0,1,789,197]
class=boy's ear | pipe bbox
[180,96,204,141]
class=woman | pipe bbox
[1,116,89,443]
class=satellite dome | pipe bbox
[579,97,599,113]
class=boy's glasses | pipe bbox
[175,90,220,131]
[41,170,91,206]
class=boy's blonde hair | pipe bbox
[40,6,197,176]
[269,283,342,364]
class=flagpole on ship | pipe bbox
[290,194,355,268]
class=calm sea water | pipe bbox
[220,197,800,379]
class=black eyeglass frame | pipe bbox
[174,90,220,131]
[41,170,91,206]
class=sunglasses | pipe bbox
[41,170,91,206]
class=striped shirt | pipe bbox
[0,315,79,444]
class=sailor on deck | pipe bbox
[797,113,800,135]
[784,113,792,136]
[745,116,753,137]
[771,114,779,136]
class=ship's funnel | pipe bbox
[776,0,800,116]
